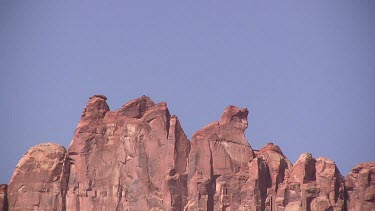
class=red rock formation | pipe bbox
[258,143,292,210]
[185,105,256,210]
[275,153,346,211]
[3,95,375,211]
[66,95,190,211]
[7,143,69,211]
[0,184,7,211]
[346,162,375,211]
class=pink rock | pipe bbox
[66,95,190,211]
[258,143,292,210]
[259,142,285,156]
[275,154,345,211]
[186,105,255,210]
[3,95,374,211]
[313,157,346,210]
[7,143,69,211]
[346,162,375,211]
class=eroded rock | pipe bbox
[258,143,292,211]
[7,143,69,211]
[66,95,190,211]
[275,154,345,211]
[2,95,374,211]
[0,184,7,211]
[185,105,255,210]
[346,162,375,211]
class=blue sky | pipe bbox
[0,1,374,183]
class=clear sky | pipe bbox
[0,1,374,184]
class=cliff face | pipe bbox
[186,106,256,210]
[7,143,69,211]
[275,154,346,211]
[2,95,374,211]
[346,162,375,211]
[66,95,190,211]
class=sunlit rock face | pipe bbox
[3,95,375,211]
[7,143,69,211]
[346,162,375,211]
[185,105,258,210]
[275,153,346,211]
[66,95,190,211]
[258,143,292,211]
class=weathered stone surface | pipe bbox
[7,143,69,211]
[0,184,7,211]
[312,157,346,210]
[258,143,292,211]
[346,162,375,211]
[275,153,345,211]
[66,95,190,211]
[185,105,255,210]
[2,95,375,211]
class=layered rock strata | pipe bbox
[3,95,375,211]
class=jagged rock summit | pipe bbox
[1,95,374,211]
[67,95,190,211]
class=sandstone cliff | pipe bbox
[346,162,375,211]
[3,95,374,211]
[7,143,69,211]
[66,95,191,211]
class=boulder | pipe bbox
[7,143,69,211]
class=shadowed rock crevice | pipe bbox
[0,184,8,211]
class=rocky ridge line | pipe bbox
[1,95,374,211]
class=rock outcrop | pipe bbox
[66,95,190,211]
[7,143,69,211]
[275,153,346,211]
[0,184,7,211]
[346,162,375,211]
[258,143,292,210]
[3,95,375,211]
[185,105,257,210]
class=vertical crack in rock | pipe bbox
[61,152,71,211]
[207,141,215,211]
